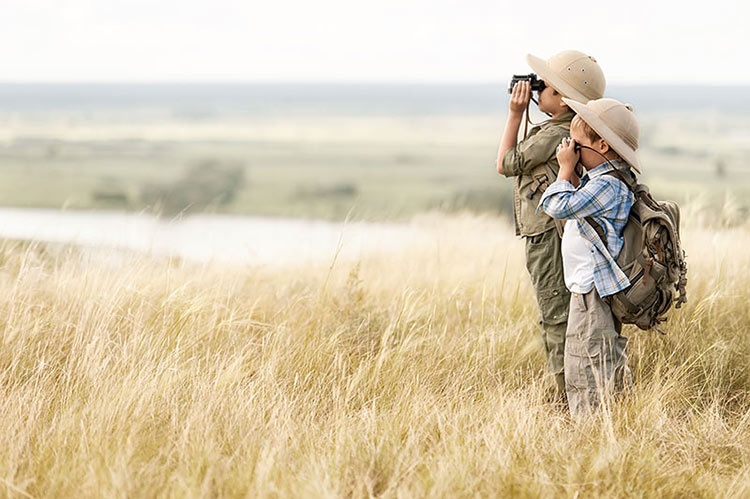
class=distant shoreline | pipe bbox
[0,83,747,114]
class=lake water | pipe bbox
[0,208,431,266]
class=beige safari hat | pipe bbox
[526,50,606,103]
[562,97,641,173]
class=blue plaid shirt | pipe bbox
[538,160,635,297]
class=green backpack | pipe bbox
[586,171,688,332]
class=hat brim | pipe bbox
[562,97,641,173]
[526,54,591,104]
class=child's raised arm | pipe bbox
[539,176,616,221]
[495,81,530,175]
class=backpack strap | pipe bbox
[585,167,638,244]
[585,215,606,242]
[604,168,637,191]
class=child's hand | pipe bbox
[556,137,580,180]
[509,81,530,116]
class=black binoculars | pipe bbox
[508,73,546,94]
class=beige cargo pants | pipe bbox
[525,228,570,399]
[565,289,633,416]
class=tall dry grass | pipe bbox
[0,213,749,497]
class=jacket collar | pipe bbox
[554,111,575,125]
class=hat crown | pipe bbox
[587,98,639,150]
[561,96,642,172]
[547,50,606,102]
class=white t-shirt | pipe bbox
[560,219,595,294]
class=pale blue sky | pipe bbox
[1,0,746,84]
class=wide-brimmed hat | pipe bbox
[563,97,641,173]
[526,51,605,103]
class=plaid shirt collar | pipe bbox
[581,160,627,185]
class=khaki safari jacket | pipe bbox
[500,111,574,237]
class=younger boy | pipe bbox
[496,51,606,401]
[539,97,640,416]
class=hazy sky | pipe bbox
[1,0,747,84]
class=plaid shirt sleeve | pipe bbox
[537,177,619,220]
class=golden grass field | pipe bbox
[0,210,749,498]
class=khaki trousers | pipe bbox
[565,289,632,416]
[524,228,570,397]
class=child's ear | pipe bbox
[598,139,610,154]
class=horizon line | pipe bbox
[0,81,748,87]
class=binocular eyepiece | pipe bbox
[508,73,546,94]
